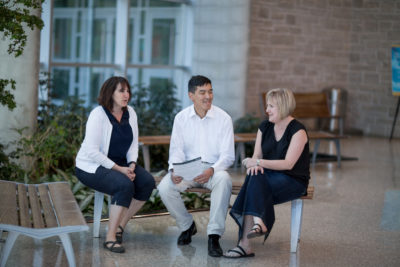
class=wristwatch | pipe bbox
[256,159,260,166]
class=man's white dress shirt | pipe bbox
[168,104,235,172]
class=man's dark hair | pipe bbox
[98,76,131,111]
[188,75,212,93]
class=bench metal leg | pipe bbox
[59,233,76,267]
[311,139,320,169]
[290,199,304,253]
[93,191,104,238]
[0,231,19,267]
[142,145,150,172]
[334,139,341,168]
[235,143,246,172]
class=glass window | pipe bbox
[152,19,175,65]
[53,19,72,59]
[52,68,71,100]
[45,0,190,107]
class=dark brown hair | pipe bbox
[97,76,131,111]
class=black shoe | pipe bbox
[208,234,223,257]
[177,221,197,245]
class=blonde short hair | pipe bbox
[266,88,296,119]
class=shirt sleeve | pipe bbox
[126,107,139,164]
[211,115,235,172]
[82,108,115,169]
[168,114,186,170]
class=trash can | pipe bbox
[322,88,347,133]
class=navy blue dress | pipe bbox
[230,119,310,241]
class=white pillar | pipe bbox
[0,8,41,163]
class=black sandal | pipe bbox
[223,245,255,258]
[247,223,272,244]
[116,225,124,244]
[103,240,125,253]
[247,223,267,239]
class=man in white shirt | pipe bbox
[158,75,235,257]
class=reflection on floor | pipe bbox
[1,136,400,266]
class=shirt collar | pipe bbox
[189,104,215,119]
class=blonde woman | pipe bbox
[224,88,310,258]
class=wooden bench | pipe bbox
[0,180,88,267]
[93,175,314,253]
[262,92,346,168]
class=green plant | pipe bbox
[234,113,261,133]
[0,143,25,181]
[12,96,88,182]
[234,114,262,160]
[182,192,210,210]
[130,81,181,171]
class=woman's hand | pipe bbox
[242,158,259,168]
[121,166,136,181]
[246,166,264,176]
[113,165,136,181]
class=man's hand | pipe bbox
[193,167,214,184]
[170,170,183,184]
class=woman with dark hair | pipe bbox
[224,88,310,258]
[75,76,155,253]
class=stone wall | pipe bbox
[246,0,400,137]
[191,0,250,120]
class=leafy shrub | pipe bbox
[11,96,88,183]
[234,113,261,134]
[234,114,262,159]
[131,81,181,171]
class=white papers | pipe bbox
[173,157,212,181]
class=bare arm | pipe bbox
[244,129,308,171]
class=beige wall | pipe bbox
[191,0,250,120]
[246,0,400,138]
[0,11,41,153]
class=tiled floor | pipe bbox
[1,136,400,266]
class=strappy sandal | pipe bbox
[247,223,266,238]
[247,223,271,244]
[223,245,255,258]
[103,240,125,253]
[116,225,124,244]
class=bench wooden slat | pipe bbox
[17,184,31,228]
[0,181,18,225]
[37,184,58,228]
[28,185,45,228]
[48,183,86,227]
[139,135,171,145]
[292,93,331,118]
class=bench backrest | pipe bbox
[292,92,331,119]
[262,92,330,119]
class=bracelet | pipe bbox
[256,159,260,166]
